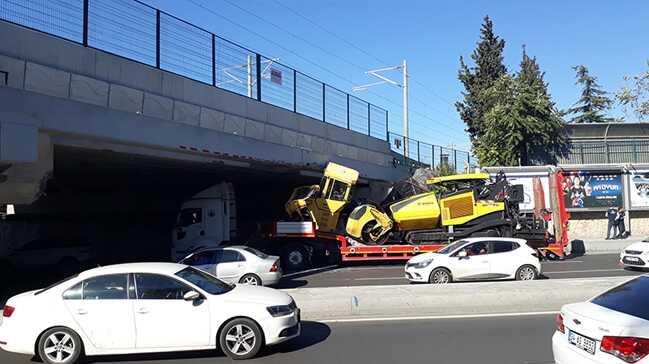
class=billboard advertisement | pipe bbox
[505,176,550,212]
[630,171,649,208]
[562,172,623,209]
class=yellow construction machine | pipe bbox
[286,162,541,245]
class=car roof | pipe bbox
[192,245,250,253]
[458,237,528,244]
[79,262,187,278]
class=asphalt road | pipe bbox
[0,314,557,364]
[278,253,643,288]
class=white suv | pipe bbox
[405,237,542,284]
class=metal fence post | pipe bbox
[293,70,297,113]
[155,10,161,68]
[467,154,470,170]
[367,103,371,136]
[322,83,326,122]
[432,146,435,169]
[211,34,216,86]
[255,54,261,101]
[346,94,350,130]
[82,0,89,46]
[385,110,389,141]
[605,142,610,164]
[454,149,458,172]
[633,143,638,163]
[417,141,421,163]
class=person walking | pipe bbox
[605,203,618,240]
[616,208,627,239]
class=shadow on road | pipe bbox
[79,321,330,363]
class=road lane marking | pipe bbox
[319,311,557,323]
[283,265,339,278]
[542,260,584,264]
[544,269,626,274]
[354,277,406,281]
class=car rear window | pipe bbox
[592,276,649,321]
[244,247,268,259]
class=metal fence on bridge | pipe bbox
[388,132,476,173]
[0,0,389,141]
[561,140,649,164]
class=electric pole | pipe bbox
[353,60,410,157]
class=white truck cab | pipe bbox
[171,182,236,261]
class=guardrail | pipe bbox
[0,0,389,140]
[388,132,476,173]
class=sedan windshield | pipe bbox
[176,267,233,295]
[437,240,469,254]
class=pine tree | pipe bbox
[456,16,507,142]
[566,65,613,123]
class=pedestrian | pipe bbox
[605,203,618,240]
[616,208,627,239]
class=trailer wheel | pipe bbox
[282,245,309,271]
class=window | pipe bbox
[82,274,128,300]
[182,250,216,266]
[328,180,348,201]
[438,240,469,255]
[176,208,202,228]
[219,249,245,263]
[176,267,233,295]
[463,242,489,256]
[492,241,518,253]
[36,274,79,296]
[244,247,268,259]
[135,273,193,300]
[62,282,82,300]
[592,276,649,321]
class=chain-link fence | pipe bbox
[0,0,389,141]
[561,140,649,164]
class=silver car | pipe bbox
[179,246,282,286]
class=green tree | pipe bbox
[456,16,507,142]
[617,60,649,121]
[475,50,567,166]
[566,65,613,123]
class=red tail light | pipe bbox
[555,313,564,334]
[270,260,279,272]
[601,336,649,363]
[2,305,15,318]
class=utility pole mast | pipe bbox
[353,60,410,157]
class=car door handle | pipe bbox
[136,308,149,314]
[75,309,88,315]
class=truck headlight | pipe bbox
[413,258,433,269]
[267,304,295,317]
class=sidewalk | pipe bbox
[569,236,645,255]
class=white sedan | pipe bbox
[180,246,282,286]
[553,275,649,363]
[405,237,542,284]
[0,263,300,362]
[620,238,649,270]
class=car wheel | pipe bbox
[428,268,452,284]
[37,327,83,364]
[516,265,537,281]
[219,318,263,360]
[282,245,309,271]
[239,273,262,286]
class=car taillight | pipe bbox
[270,260,279,272]
[2,306,15,318]
[555,313,564,334]
[601,336,649,363]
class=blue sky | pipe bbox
[144,0,649,151]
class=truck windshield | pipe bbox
[176,267,233,295]
[437,240,469,254]
[176,208,202,227]
[293,186,317,200]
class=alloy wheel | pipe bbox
[432,270,450,284]
[225,324,256,356]
[518,266,536,280]
[43,332,75,363]
[242,275,259,285]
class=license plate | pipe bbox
[568,330,596,355]
[626,256,640,262]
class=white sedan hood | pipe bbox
[624,242,649,253]
[408,252,442,263]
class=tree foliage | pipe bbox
[456,16,506,142]
[457,18,567,167]
[566,65,613,123]
[617,60,649,121]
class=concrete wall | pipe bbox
[0,21,405,185]
[568,211,649,239]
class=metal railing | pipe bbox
[388,132,476,173]
[0,0,389,141]
[561,140,649,164]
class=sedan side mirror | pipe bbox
[457,250,468,258]
[183,290,201,301]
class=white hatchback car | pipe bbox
[179,246,282,286]
[405,237,542,284]
[553,275,649,363]
[620,238,649,270]
[0,263,300,362]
